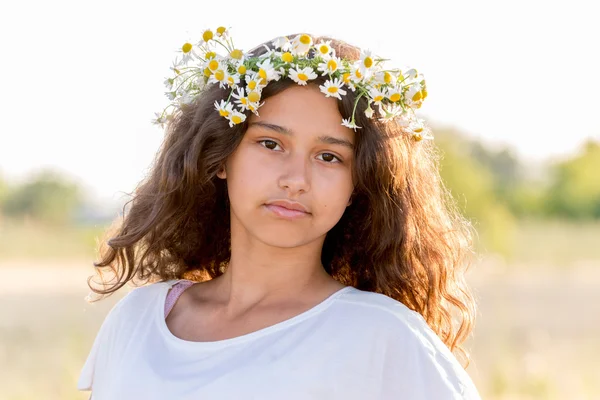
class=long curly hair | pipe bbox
[88,35,477,367]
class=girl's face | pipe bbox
[218,85,355,248]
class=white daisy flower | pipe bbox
[165,91,176,101]
[231,87,261,113]
[291,34,312,56]
[169,60,183,75]
[152,112,166,126]
[409,119,433,141]
[375,70,396,86]
[315,40,335,59]
[386,87,402,103]
[178,91,196,106]
[359,49,375,73]
[404,83,425,109]
[214,100,234,118]
[215,26,228,37]
[319,78,347,100]
[246,89,262,104]
[317,56,341,76]
[258,45,282,60]
[204,58,223,73]
[368,87,386,105]
[244,72,267,92]
[341,118,362,131]
[227,110,246,127]
[280,51,294,64]
[349,65,366,84]
[207,67,229,87]
[200,29,215,44]
[378,103,404,122]
[178,41,198,64]
[225,73,240,88]
[289,67,318,86]
[272,36,291,51]
[364,104,374,119]
[256,59,282,83]
[404,68,418,81]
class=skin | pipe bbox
[166,85,356,341]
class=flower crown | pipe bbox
[154,26,432,141]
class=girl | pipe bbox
[78,28,481,399]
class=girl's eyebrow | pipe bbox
[249,121,355,150]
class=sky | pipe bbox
[1,0,598,200]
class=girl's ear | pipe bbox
[217,166,226,179]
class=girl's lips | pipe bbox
[264,204,310,219]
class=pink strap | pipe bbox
[164,280,197,318]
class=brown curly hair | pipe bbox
[88,34,477,367]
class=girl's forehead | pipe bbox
[249,86,352,136]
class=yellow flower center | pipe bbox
[327,86,339,94]
[412,91,423,101]
[217,26,227,35]
[208,60,219,71]
[319,45,329,54]
[227,76,235,86]
[298,73,308,81]
[203,67,212,77]
[413,126,424,133]
[214,70,225,81]
[248,81,257,90]
[231,115,242,124]
[249,104,256,111]
[237,65,247,74]
[342,73,351,83]
[364,57,373,68]
[248,91,261,103]
[219,109,230,117]
[282,52,294,63]
[355,70,363,79]
[412,132,423,141]
[205,51,216,60]
[374,95,383,102]
[383,72,392,83]
[258,69,267,80]
[422,89,428,99]
[240,97,248,105]
[327,59,337,71]
[182,43,192,53]
[230,49,243,60]
[389,93,401,102]
[299,34,311,45]
[203,30,214,42]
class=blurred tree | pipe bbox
[434,127,516,256]
[547,140,600,219]
[0,171,8,207]
[2,169,83,225]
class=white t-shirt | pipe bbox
[78,279,481,399]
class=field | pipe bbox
[0,220,599,399]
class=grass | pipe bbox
[1,219,599,399]
[0,218,109,261]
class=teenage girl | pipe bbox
[78,31,481,399]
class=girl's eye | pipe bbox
[317,153,342,163]
[259,139,281,151]
[258,140,342,164]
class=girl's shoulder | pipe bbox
[96,279,181,327]
[335,287,431,333]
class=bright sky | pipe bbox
[1,0,598,200]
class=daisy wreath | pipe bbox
[154,26,432,141]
